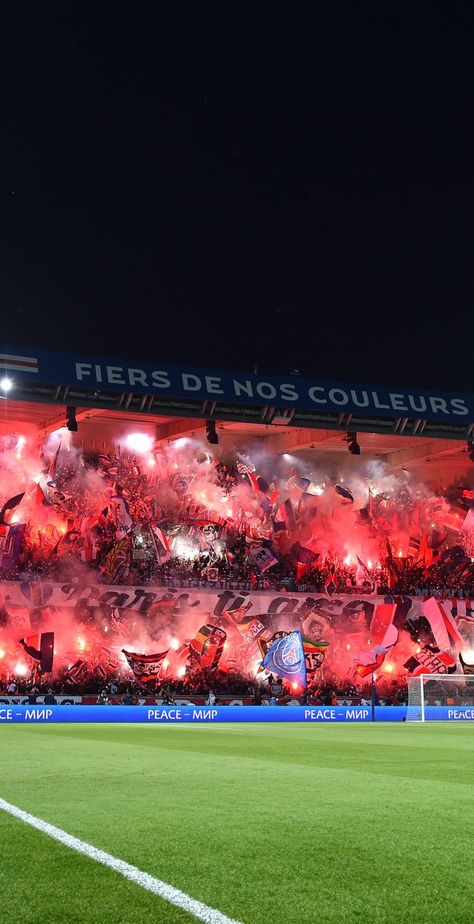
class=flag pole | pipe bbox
[371,671,376,722]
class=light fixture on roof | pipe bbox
[344,432,360,455]
[66,406,78,432]
[205,420,218,445]
[0,377,13,393]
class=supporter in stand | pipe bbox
[27,685,39,704]
[43,689,57,705]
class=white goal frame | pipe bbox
[407,674,474,722]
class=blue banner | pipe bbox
[1,345,473,421]
[2,703,474,724]
[424,706,474,721]
[0,704,410,723]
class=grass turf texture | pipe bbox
[1,724,474,924]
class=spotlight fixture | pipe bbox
[0,377,13,393]
[66,406,78,432]
[345,432,360,455]
[205,419,218,445]
[468,441,474,463]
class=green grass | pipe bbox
[1,723,474,924]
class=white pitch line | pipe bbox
[0,797,243,924]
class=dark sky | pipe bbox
[1,5,473,390]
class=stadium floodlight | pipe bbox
[1,377,13,393]
[406,674,474,722]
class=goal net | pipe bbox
[406,674,474,722]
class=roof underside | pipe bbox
[0,397,472,483]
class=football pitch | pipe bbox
[1,723,474,924]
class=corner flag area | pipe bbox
[1,723,473,924]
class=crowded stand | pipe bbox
[1,422,473,704]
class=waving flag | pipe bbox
[236,461,255,475]
[224,602,266,644]
[261,630,307,689]
[0,492,25,525]
[421,597,464,650]
[19,632,54,672]
[353,644,391,678]
[0,523,26,571]
[64,659,88,686]
[122,648,169,687]
[259,632,327,677]
[324,564,337,595]
[188,624,227,669]
[48,442,62,479]
[335,484,354,502]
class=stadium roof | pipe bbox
[1,346,473,479]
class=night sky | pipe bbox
[1,5,473,390]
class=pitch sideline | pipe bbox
[0,796,244,924]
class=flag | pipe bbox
[19,632,54,672]
[291,542,318,564]
[236,461,255,475]
[353,645,390,678]
[0,492,25,525]
[258,632,327,676]
[286,474,311,494]
[32,481,47,505]
[407,534,421,558]
[404,645,457,676]
[224,603,266,644]
[0,523,25,571]
[461,509,474,535]
[302,637,328,674]
[421,597,464,651]
[122,648,169,686]
[355,555,375,591]
[111,608,125,631]
[335,484,354,502]
[150,525,172,564]
[48,442,62,479]
[258,631,329,677]
[64,659,88,686]
[324,564,337,595]
[443,506,466,532]
[188,624,227,669]
[246,470,270,494]
[280,498,296,532]
[0,352,38,373]
[369,603,397,646]
[459,652,474,675]
[261,630,307,689]
[249,545,279,572]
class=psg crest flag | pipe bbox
[261,630,307,689]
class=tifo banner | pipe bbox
[2,581,474,683]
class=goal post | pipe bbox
[406,675,474,722]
